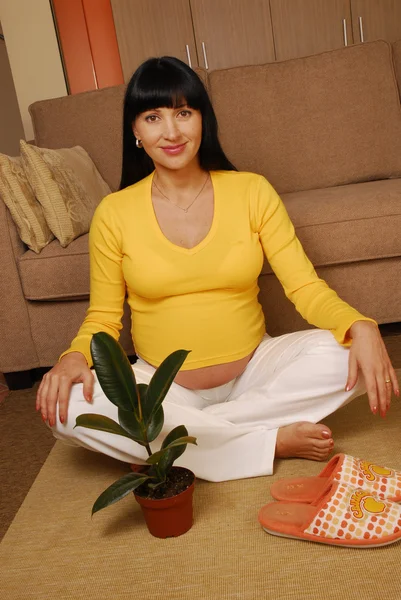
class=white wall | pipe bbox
[0,0,67,141]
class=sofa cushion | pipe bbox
[0,153,54,253]
[261,178,401,275]
[209,40,401,194]
[20,141,111,247]
[19,234,90,301]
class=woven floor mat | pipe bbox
[1,379,401,600]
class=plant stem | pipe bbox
[136,383,143,420]
[145,443,152,457]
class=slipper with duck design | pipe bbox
[270,454,401,504]
[259,481,401,547]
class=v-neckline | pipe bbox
[147,170,219,255]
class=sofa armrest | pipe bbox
[0,197,39,372]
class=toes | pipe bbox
[276,422,335,462]
[315,423,332,439]
[297,421,333,440]
[305,439,334,461]
[308,447,333,461]
[313,438,334,450]
[297,450,327,462]
[310,453,329,462]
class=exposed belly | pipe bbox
[172,349,256,390]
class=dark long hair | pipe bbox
[119,56,236,190]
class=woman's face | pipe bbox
[133,103,202,171]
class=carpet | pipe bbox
[0,382,56,540]
[1,374,401,600]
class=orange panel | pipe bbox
[82,0,124,88]
[52,0,98,93]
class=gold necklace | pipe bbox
[153,173,210,213]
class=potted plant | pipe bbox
[74,331,197,538]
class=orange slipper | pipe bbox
[259,481,401,547]
[270,454,401,504]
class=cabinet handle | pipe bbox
[358,16,365,42]
[201,41,209,70]
[342,18,348,46]
[185,44,192,68]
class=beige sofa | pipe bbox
[2,39,401,388]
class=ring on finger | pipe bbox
[385,378,391,384]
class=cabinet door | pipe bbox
[190,0,275,71]
[111,0,198,81]
[351,0,401,44]
[270,0,353,61]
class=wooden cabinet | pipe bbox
[111,0,198,81]
[270,0,353,61]
[110,1,401,79]
[111,0,276,77]
[190,0,275,71]
[350,0,401,45]
[55,1,401,93]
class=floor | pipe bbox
[2,335,401,600]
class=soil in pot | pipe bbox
[135,466,194,500]
[134,466,195,538]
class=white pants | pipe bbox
[52,330,366,482]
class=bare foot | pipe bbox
[275,421,334,462]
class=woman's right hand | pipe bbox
[36,352,95,427]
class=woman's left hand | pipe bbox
[346,321,399,417]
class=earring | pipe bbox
[136,138,143,149]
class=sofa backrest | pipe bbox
[29,40,401,194]
[391,39,401,98]
[29,84,126,192]
[209,40,401,193]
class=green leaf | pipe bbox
[158,426,197,477]
[74,414,133,440]
[147,464,162,481]
[138,384,148,407]
[146,436,197,464]
[92,472,150,516]
[164,436,197,449]
[161,425,189,449]
[146,426,197,477]
[146,405,164,443]
[145,447,170,465]
[138,383,152,426]
[118,408,147,445]
[157,447,182,480]
[90,332,140,415]
[146,350,190,418]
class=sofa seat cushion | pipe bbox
[261,178,401,275]
[19,234,89,301]
[19,179,401,300]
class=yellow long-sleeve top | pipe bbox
[60,170,374,369]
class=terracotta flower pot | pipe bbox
[134,467,195,538]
